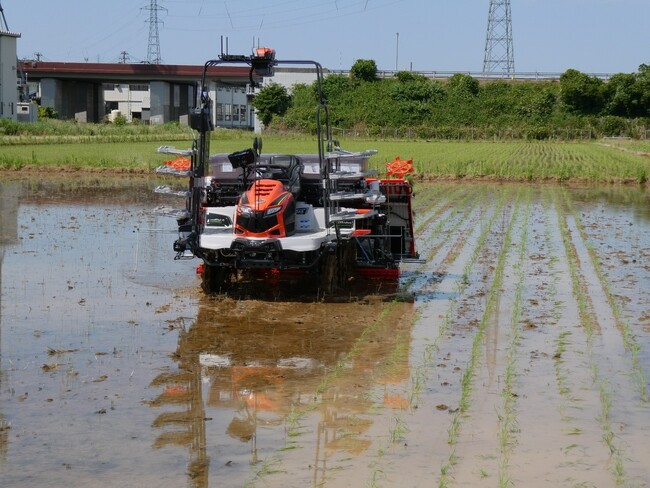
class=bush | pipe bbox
[526,125,553,140]
[38,106,59,120]
[113,114,128,126]
[0,118,24,136]
[597,116,627,137]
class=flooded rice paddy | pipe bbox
[0,177,649,487]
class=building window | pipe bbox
[224,104,232,121]
[216,103,224,121]
[239,105,247,124]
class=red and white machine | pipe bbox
[157,49,420,294]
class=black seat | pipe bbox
[270,155,303,196]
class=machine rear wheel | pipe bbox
[201,265,232,294]
[336,239,356,289]
[319,252,338,294]
[319,240,356,294]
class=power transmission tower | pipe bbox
[0,1,10,31]
[143,0,166,64]
[483,0,515,75]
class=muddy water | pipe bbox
[1,178,649,487]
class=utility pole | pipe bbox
[143,0,166,64]
[395,32,399,71]
[483,0,515,75]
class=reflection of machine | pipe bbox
[149,297,413,487]
[0,182,20,461]
[157,48,420,294]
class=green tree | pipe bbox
[516,87,557,121]
[253,83,291,127]
[447,73,479,98]
[559,69,605,115]
[350,59,378,82]
[444,74,480,125]
[604,73,638,117]
[282,83,320,132]
[631,63,650,117]
[389,77,445,125]
[319,74,352,101]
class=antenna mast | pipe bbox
[483,0,515,75]
[144,0,166,64]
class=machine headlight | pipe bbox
[239,206,254,217]
[264,206,282,217]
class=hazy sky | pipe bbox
[4,0,649,74]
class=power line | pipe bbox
[483,0,515,74]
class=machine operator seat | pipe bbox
[269,155,303,196]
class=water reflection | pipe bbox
[150,295,413,487]
[570,186,650,222]
[0,182,19,461]
[1,177,647,486]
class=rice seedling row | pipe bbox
[559,190,649,401]
[551,189,650,486]
[435,188,522,488]
[361,189,513,486]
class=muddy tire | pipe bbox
[201,265,232,294]
[319,251,338,294]
[336,239,356,288]
[320,240,356,294]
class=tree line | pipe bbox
[252,59,650,140]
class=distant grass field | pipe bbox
[1,129,649,184]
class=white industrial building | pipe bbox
[101,81,255,128]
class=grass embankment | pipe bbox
[1,127,649,184]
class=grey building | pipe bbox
[20,61,260,127]
[0,27,19,120]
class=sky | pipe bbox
[3,0,649,75]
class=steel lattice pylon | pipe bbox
[144,0,166,64]
[483,0,515,74]
[0,0,10,31]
